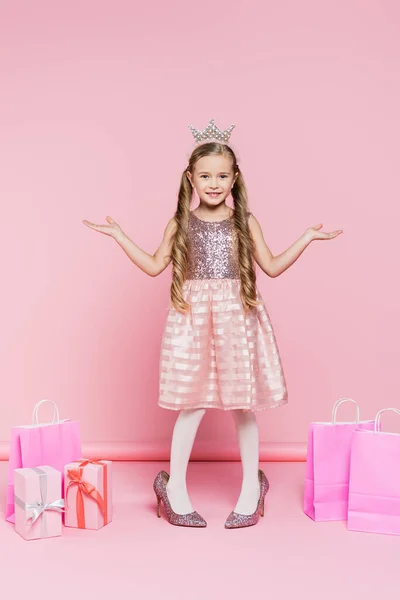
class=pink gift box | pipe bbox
[14,466,64,540]
[64,459,112,530]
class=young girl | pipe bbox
[83,118,342,529]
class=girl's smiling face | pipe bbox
[187,154,238,208]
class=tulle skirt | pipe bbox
[158,279,288,412]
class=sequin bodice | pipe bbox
[186,211,252,280]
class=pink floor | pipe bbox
[1,461,399,599]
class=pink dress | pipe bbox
[158,211,288,412]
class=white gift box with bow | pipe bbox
[14,466,64,540]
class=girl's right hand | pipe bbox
[82,216,124,240]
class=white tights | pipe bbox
[166,408,260,515]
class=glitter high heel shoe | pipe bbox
[153,471,207,528]
[224,469,269,529]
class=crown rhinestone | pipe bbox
[188,118,235,145]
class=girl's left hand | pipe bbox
[304,224,343,242]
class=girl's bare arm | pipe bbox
[248,215,342,278]
[83,215,177,277]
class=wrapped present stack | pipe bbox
[6,401,113,540]
[12,459,112,540]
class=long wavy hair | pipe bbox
[170,142,259,314]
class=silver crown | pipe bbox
[188,118,235,145]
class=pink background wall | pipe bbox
[1,0,400,459]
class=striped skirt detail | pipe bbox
[158,278,288,412]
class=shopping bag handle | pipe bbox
[331,397,360,424]
[32,400,60,425]
[374,408,400,432]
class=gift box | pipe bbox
[14,466,64,540]
[64,459,112,530]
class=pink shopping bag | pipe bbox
[5,400,81,523]
[348,408,400,535]
[304,398,375,521]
